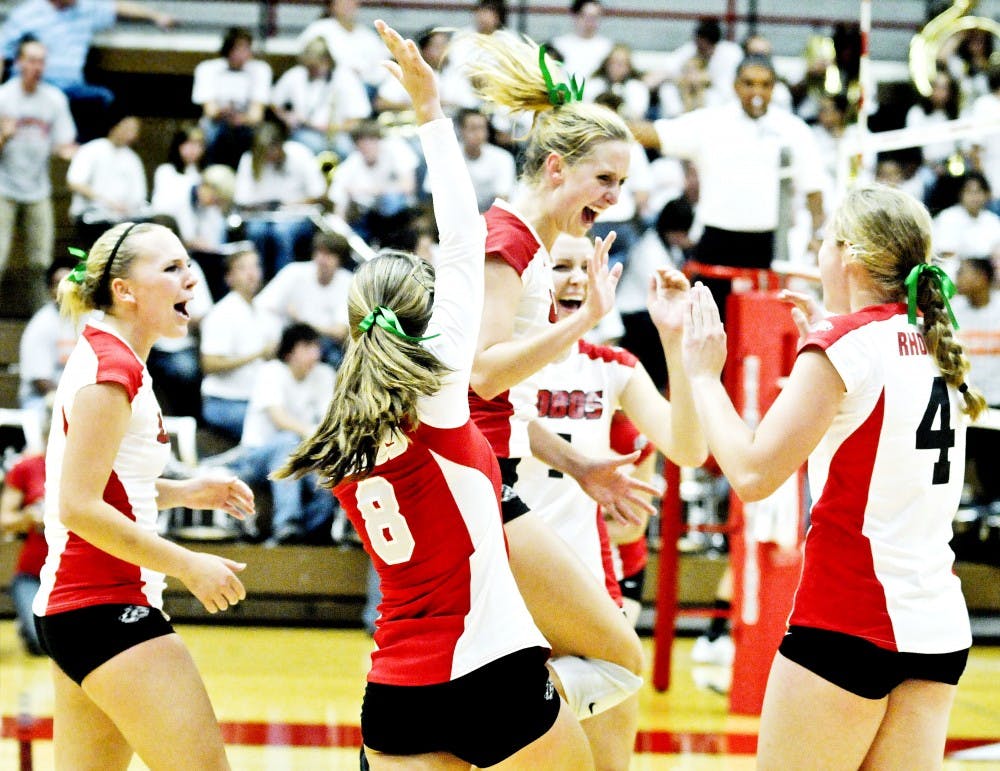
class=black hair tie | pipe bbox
[94,221,140,308]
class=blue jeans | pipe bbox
[202,396,248,441]
[244,216,315,280]
[230,432,335,536]
[11,573,41,653]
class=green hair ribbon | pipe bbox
[358,305,440,343]
[66,246,88,285]
[904,263,959,329]
[538,44,585,106]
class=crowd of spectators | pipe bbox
[2,0,1000,550]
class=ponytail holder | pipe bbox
[538,44,585,106]
[66,246,89,285]
[958,382,969,394]
[358,305,440,343]
[903,263,959,330]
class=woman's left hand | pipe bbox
[647,266,690,337]
[183,476,255,521]
[374,20,444,125]
[682,282,727,380]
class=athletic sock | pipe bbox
[548,655,643,720]
[707,600,731,642]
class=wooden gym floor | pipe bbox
[1,620,998,769]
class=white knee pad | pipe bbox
[548,655,643,721]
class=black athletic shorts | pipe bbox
[35,604,175,686]
[498,457,530,524]
[618,568,646,604]
[779,625,969,700]
[361,646,559,768]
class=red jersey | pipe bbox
[5,454,47,576]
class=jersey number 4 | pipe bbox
[356,477,416,564]
[916,377,955,485]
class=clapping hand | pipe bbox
[682,282,727,380]
[778,288,830,345]
[647,266,691,338]
[579,232,622,326]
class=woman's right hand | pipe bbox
[778,288,830,345]
[374,20,445,125]
[682,282,727,380]
[179,552,247,614]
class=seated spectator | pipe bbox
[951,257,1000,504]
[0,441,48,655]
[233,121,325,278]
[270,36,371,158]
[969,66,1000,200]
[328,119,418,248]
[199,245,280,441]
[437,0,508,114]
[550,0,613,86]
[193,27,272,169]
[296,0,387,95]
[905,71,964,206]
[435,107,514,213]
[150,123,205,219]
[0,0,173,141]
[66,111,147,246]
[17,257,78,421]
[208,323,337,546]
[933,172,1000,274]
[153,163,235,260]
[0,37,77,277]
[255,231,353,366]
[647,17,744,111]
[584,44,650,122]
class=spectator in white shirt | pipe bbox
[584,44,651,122]
[328,118,418,248]
[212,322,337,546]
[152,163,235,260]
[296,0,387,93]
[255,231,354,366]
[199,246,280,441]
[647,17,744,113]
[233,121,326,278]
[550,0,613,85]
[66,111,147,245]
[969,67,1000,200]
[270,36,371,158]
[150,123,204,225]
[952,257,1000,504]
[437,107,515,213]
[933,172,1000,275]
[192,27,273,169]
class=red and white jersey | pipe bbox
[336,119,546,687]
[468,200,556,458]
[34,320,172,616]
[789,303,971,653]
[513,340,638,595]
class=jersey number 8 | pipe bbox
[356,477,416,564]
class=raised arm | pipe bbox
[375,21,485,423]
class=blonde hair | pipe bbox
[830,183,986,419]
[462,31,631,183]
[57,222,162,324]
[276,251,448,487]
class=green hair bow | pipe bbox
[358,305,440,343]
[538,44,585,106]
[904,263,959,329]
[65,247,88,285]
